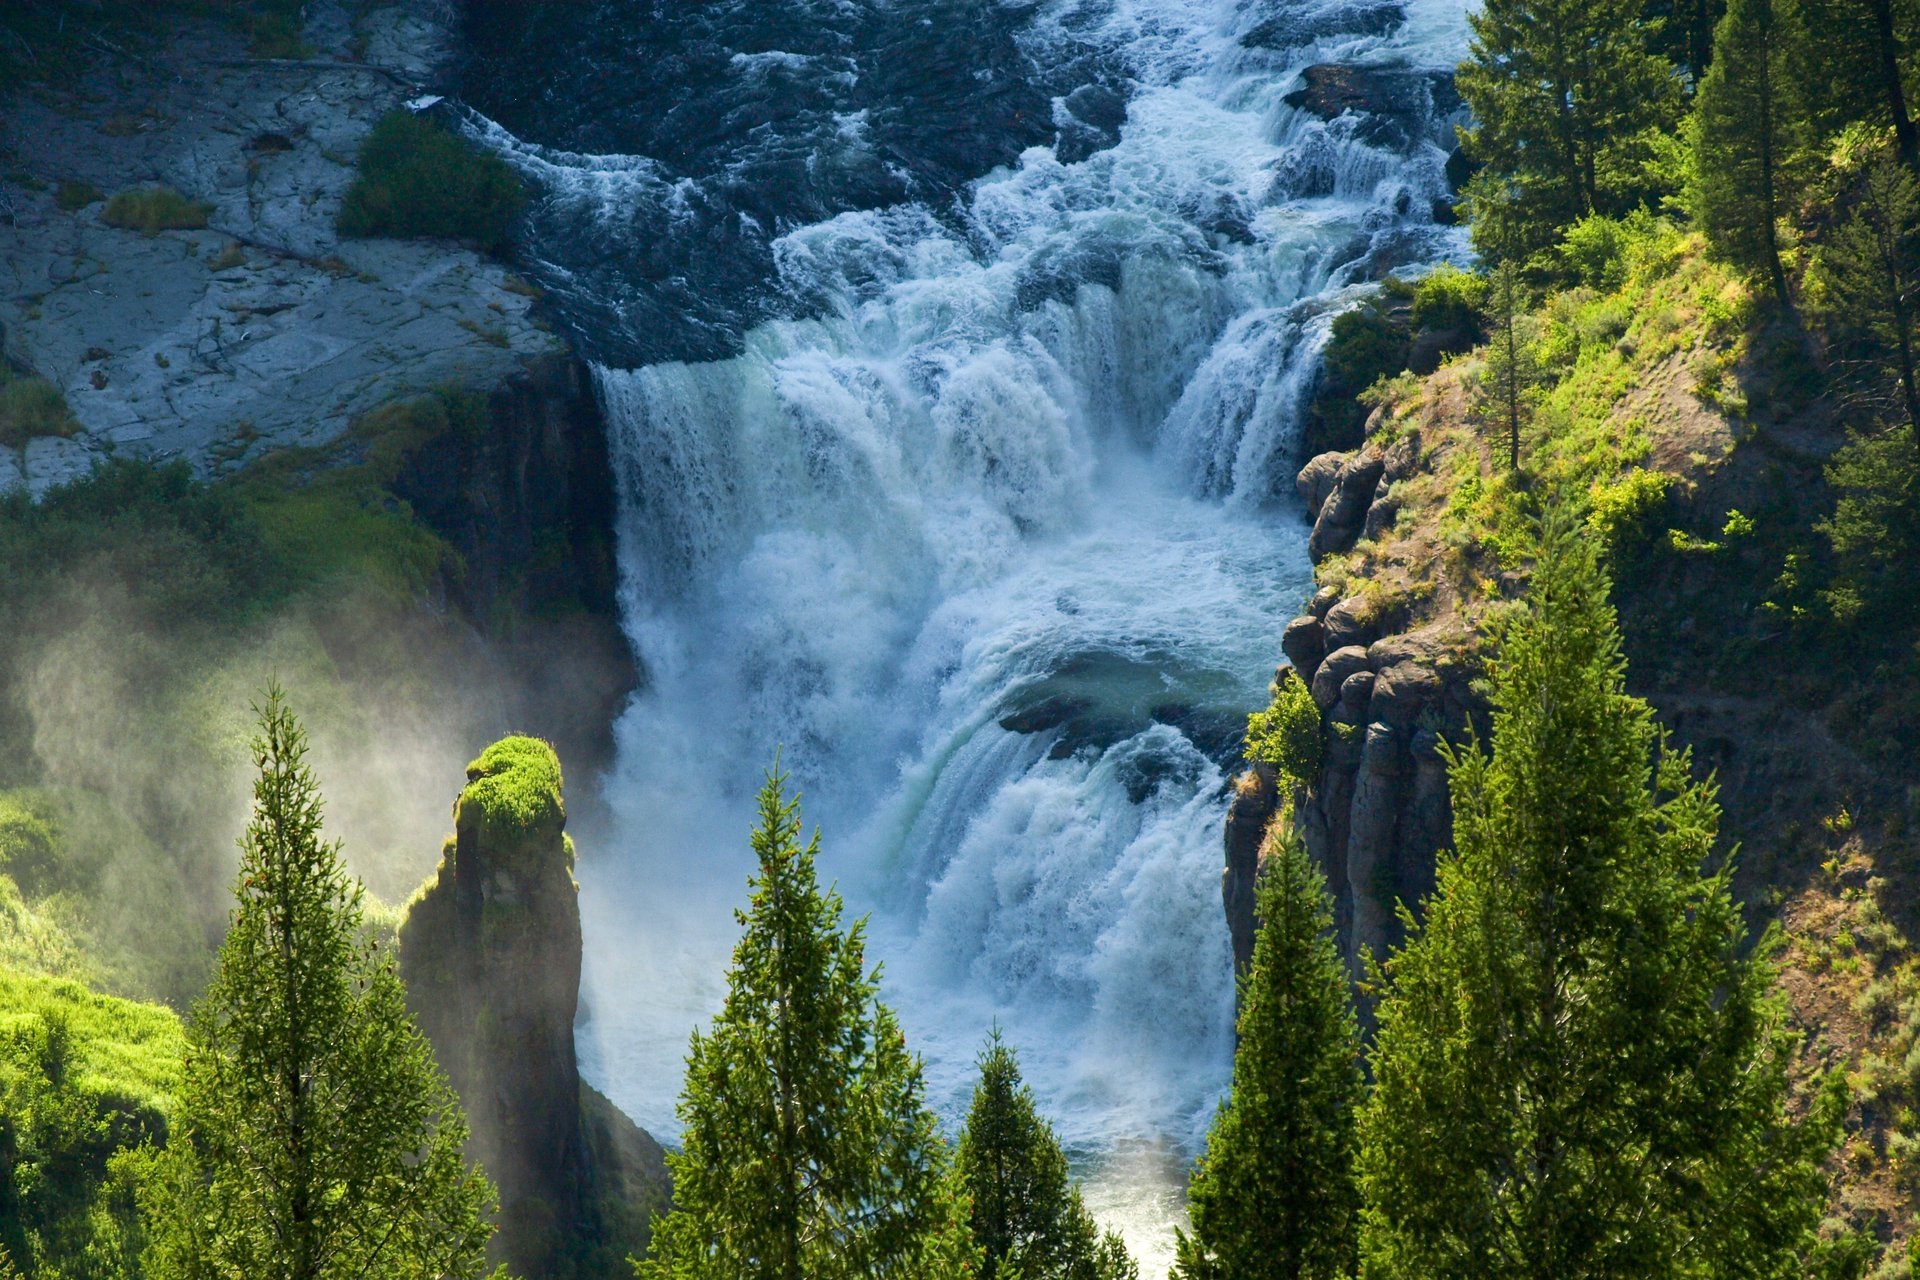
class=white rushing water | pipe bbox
[506,0,1477,1269]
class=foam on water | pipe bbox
[468,0,1473,1269]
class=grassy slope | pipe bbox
[1321,227,1919,1257]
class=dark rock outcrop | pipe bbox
[401,738,668,1280]
[1223,763,1280,978]
[1227,438,1488,983]
[1282,64,1462,151]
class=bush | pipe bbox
[100,186,210,233]
[53,180,102,212]
[1412,263,1486,336]
[1586,467,1674,564]
[338,111,526,253]
[0,375,78,447]
[1306,302,1411,454]
[1245,669,1324,787]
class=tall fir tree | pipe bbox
[1478,262,1543,471]
[637,768,975,1280]
[1797,0,1918,167]
[1356,512,1844,1280]
[140,687,499,1280]
[1173,824,1360,1280]
[1455,0,1683,264]
[953,1032,1135,1280]
[1687,0,1812,305]
[1810,157,1920,458]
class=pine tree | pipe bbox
[637,768,975,1280]
[1688,0,1812,305]
[140,687,499,1280]
[1797,0,1918,168]
[1356,512,1844,1280]
[954,1031,1135,1280]
[1456,0,1683,264]
[1810,157,1920,459]
[1173,825,1360,1280]
[1478,262,1542,472]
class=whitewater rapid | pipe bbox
[461,0,1470,1268]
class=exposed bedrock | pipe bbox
[400,738,668,1280]
[1228,435,1483,983]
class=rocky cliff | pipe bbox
[400,737,668,1280]
[1226,239,1920,1241]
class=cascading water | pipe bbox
[456,0,1469,1267]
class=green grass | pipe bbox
[338,111,526,254]
[0,965,181,1115]
[101,186,211,233]
[0,373,79,448]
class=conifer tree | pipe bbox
[1456,0,1682,264]
[1173,825,1360,1280]
[953,1032,1134,1280]
[1797,0,1918,168]
[637,768,975,1280]
[1357,512,1844,1280]
[1478,262,1542,471]
[140,687,499,1280]
[1688,0,1811,305]
[1810,157,1920,458]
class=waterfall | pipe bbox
[459,0,1471,1268]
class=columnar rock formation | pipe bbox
[1227,438,1485,983]
[400,737,667,1279]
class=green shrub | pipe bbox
[53,180,102,212]
[338,111,526,253]
[1411,263,1487,336]
[1818,429,1920,627]
[1586,467,1674,563]
[100,186,210,233]
[1245,669,1324,787]
[0,376,78,447]
[0,964,180,1279]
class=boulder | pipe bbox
[1322,596,1377,650]
[1308,451,1386,562]
[1297,450,1347,515]
[1283,64,1460,151]
[1282,614,1327,680]
[1312,644,1373,709]
[1339,670,1376,720]
[1369,660,1440,728]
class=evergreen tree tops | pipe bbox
[1174,823,1360,1280]
[1356,512,1844,1279]
[954,1031,1135,1280]
[140,687,499,1280]
[637,768,976,1280]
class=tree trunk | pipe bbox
[1869,0,1918,168]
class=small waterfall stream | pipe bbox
[458,0,1470,1267]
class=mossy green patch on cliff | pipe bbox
[0,966,182,1117]
[458,736,564,837]
[339,112,527,255]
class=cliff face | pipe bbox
[1226,417,1487,979]
[400,737,668,1280]
[1227,240,1920,1241]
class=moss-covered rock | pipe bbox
[400,736,662,1280]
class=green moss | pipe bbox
[100,186,211,233]
[338,111,526,254]
[457,736,564,836]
